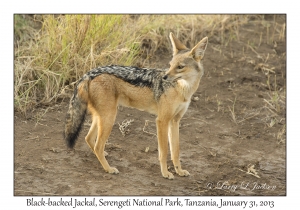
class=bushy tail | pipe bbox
[64,78,89,148]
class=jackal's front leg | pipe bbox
[168,119,190,177]
[156,117,174,179]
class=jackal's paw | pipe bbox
[106,167,119,174]
[177,169,190,177]
[104,151,108,156]
[162,171,174,180]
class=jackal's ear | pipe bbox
[169,32,188,56]
[190,37,208,62]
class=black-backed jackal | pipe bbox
[64,33,208,179]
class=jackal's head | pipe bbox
[163,32,208,82]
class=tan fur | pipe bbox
[78,33,208,179]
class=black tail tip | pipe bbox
[66,140,76,149]
[64,132,77,149]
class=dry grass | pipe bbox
[228,96,238,124]
[143,120,157,137]
[236,164,261,178]
[14,14,285,115]
[118,119,134,137]
[13,14,249,114]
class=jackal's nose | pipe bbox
[163,75,168,80]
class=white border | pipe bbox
[4,0,297,209]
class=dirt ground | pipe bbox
[14,16,286,196]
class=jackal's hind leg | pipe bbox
[85,115,108,156]
[85,115,97,152]
[93,109,118,174]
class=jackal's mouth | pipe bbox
[162,74,181,82]
[174,76,182,82]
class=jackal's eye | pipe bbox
[178,65,185,69]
